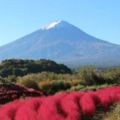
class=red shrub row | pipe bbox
[0,86,120,120]
[0,84,43,104]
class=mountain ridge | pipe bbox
[0,20,120,68]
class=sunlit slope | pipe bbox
[0,21,120,67]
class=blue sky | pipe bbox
[0,0,120,46]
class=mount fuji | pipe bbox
[0,20,120,67]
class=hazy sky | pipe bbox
[0,0,120,46]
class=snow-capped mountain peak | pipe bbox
[0,20,120,68]
[42,20,62,30]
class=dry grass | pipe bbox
[103,103,120,120]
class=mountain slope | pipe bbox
[0,20,120,67]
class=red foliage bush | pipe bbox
[0,86,120,120]
[96,86,120,110]
[0,84,43,104]
[80,93,97,116]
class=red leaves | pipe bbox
[96,86,120,110]
[0,84,44,104]
[60,92,82,120]
[80,93,97,116]
[39,96,65,120]
[0,86,120,120]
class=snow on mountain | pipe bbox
[0,20,120,68]
[42,20,62,30]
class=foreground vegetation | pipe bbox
[0,59,120,94]
[0,86,120,120]
[0,59,120,119]
[103,104,120,120]
[0,77,43,104]
[2,61,120,94]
